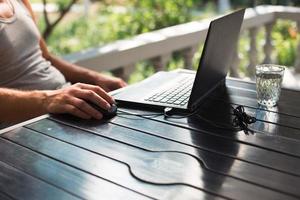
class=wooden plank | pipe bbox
[207,81,300,141]
[225,87,300,118]
[202,95,300,141]
[0,192,14,200]
[0,160,78,200]
[225,79,300,120]
[29,118,300,199]
[216,91,298,116]
[238,104,300,131]
[201,96,300,141]
[132,103,300,159]
[103,112,300,174]
[1,127,218,200]
[226,79,300,117]
[0,138,149,200]
[237,104,300,127]
[0,115,48,135]
[21,120,298,200]
[110,80,300,158]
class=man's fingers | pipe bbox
[75,83,115,105]
[63,104,92,119]
[111,80,127,91]
[119,80,127,87]
[110,79,127,91]
[71,88,111,110]
[70,97,103,119]
[45,84,113,119]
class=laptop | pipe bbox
[111,9,245,112]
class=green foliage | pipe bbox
[47,18,105,54]
[130,0,194,31]
[56,0,72,11]
[45,0,196,55]
[272,20,298,67]
[42,1,300,82]
[276,39,297,67]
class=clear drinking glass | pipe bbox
[256,64,285,107]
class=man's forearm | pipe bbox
[48,54,98,84]
[39,38,126,92]
[39,38,99,84]
[0,88,47,123]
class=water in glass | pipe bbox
[256,65,285,107]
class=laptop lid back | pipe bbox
[188,9,245,111]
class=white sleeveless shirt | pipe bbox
[0,0,67,90]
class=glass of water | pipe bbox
[256,64,285,107]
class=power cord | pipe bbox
[117,104,256,134]
[163,107,199,119]
[231,105,256,134]
[117,109,163,120]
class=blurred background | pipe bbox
[33,0,300,87]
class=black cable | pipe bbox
[196,106,256,134]
[162,105,256,134]
[232,105,256,134]
[163,106,241,132]
[117,109,163,119]
[117,104,256,135]
[163,107,199,119]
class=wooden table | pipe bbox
[0,78,300,200]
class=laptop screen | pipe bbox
[188,9,245,111]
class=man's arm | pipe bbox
[0,83,115,124]
[0,88,47,123]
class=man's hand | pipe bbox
[93,73,127,92]
[44,83,115,119]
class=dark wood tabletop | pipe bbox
[1,78,300,200]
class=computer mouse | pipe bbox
[88,102,118,119]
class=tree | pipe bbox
[42,0,79,40]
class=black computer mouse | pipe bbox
[88,102,118,119]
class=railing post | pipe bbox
[150,53,172,72]
[295,21,300,73]
[182,46,198,69]
[230,42,240,78]
[263,21,275,64]
[111,65,135,82]
[248,27,259,78]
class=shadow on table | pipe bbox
[187,87,240,194]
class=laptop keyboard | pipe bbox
[145,78,193,106]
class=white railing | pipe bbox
[63,5,300,81]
